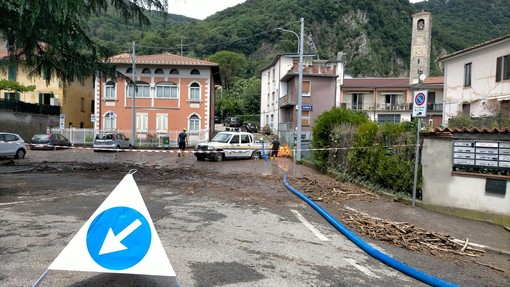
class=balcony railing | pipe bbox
[279,94,296,107]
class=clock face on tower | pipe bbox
[414,46,424,55]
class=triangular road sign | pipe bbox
[48,173,176,277]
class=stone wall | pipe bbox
[0,111,59,141]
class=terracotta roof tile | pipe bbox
[342,78,410,88]
[107,53,218,66]
[429,127,510,133]
[423,76,443,85]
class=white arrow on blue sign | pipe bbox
[48,173,175,277]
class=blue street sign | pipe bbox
[86,206,152,270]
[415,93,425,106]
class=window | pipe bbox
[352,93,363,110]
[462,103,470,115]
[189,114,200,131]
[156,113,168,133]
[104,111,116,131]
[378,114,401,124]
[302,81,311,97]
[417,19,425,31]
[496,55,510,82]
[190,69,200,75]
[427,92,436,111]
[301,110,311,126]
[127,83,150,98]
[80,98,85,112]
[156,82,178,99]
[105,80,116,99]
[170,69,179,75]
[142,68,151,74]
[241,134,251,144]
[189,82,200,101]
[136,113,148,132]
[464,63,472,87]
[385,94,400,110]
[155,68,164,74]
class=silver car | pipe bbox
[93,133,133,151]
[0,132,27,159]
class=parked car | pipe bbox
[0,132,27,159]
[241,122,258,133]
[223,117,242,127]
[30,133,72,150]
[93,132,133,151]
[214,115,221,124]
[194,131,263,161]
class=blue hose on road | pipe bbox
[283,173,458,287]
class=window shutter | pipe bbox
[496,56,502,82]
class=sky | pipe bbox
[168,0,247,20]
[169,0,426,20]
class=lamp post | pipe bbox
[277,27,300,54]
[131,41,137,146]
[296,18,304,162]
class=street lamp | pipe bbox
[296,18,304,162]
[277,27,300,54]
[131,41,137,146]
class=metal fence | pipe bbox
[0,99,61,115]
[54,128,210,148]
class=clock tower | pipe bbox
[409,11,432,84]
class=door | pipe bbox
[226,134,240,158]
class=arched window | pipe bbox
[189,82,200,101]
[155,68,164,74]
[189,114,200,132]
[105,80,116,99]
[126,68,132,74]
[156,81,178,99]
[417,19,425,31]
[104,111,117,131]
[170,69,179,74]
[190,69,200,75]
[142,68,151,74]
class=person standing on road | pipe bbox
[270,136,280,159]
[177,128,188,157]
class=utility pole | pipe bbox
[131,41,136,146]
[296,18,304,162]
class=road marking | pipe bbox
[344,258,380,278]
[291,209,329,241]
[0,201,26,206]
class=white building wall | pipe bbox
[260,55,294,134]
[442,39,510,123]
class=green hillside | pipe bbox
[86,0,510,78]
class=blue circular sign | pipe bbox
[86,207,151,270]
[415,93,426,106]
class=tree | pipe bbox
[0,0,168,83]
[207,51,248,89]
[0,79,35,92]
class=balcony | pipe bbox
[427,103,444,112]
[279,94,296,108]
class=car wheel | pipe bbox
[215,152,225,162]
[251,151,261,160]
[128,144,133,149]
[15,149,26,159]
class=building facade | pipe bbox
[0,52,94,129]
[439,34,510,124]
[95,53,220,144]
[260,54,343,139]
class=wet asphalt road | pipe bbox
[0,149,506,287]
